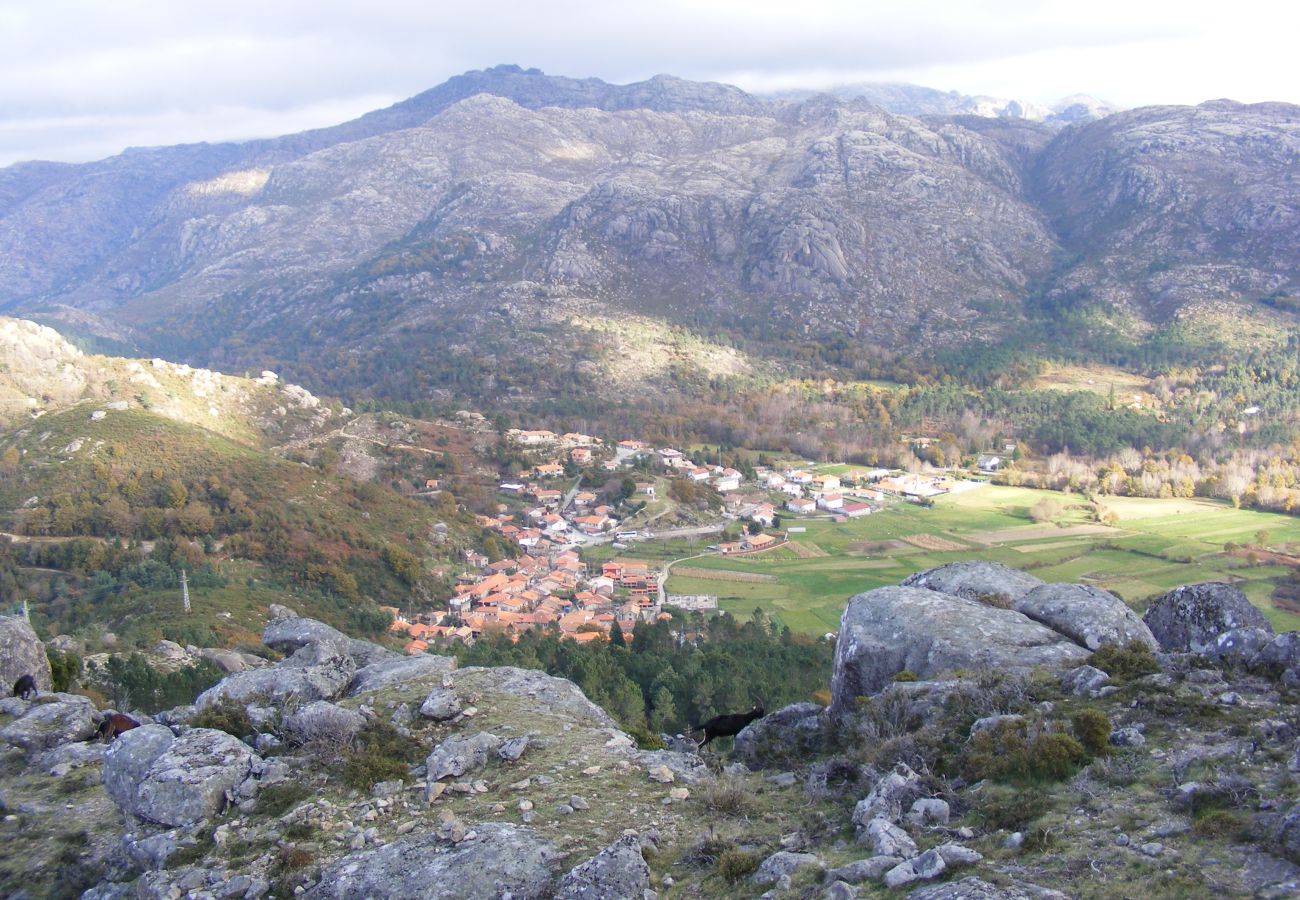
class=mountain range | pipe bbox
[0,65,1296,407]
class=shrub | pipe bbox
[336,720,422,792]
[811,689,831,707]
[699,775,756,817]
[190,701,253,739]
[255,782,312,818]
[1088,641,1160,681]
[892,670,918,682]
[1031,733,1089,780]
[965,720,1088,784]
[976,592,1013,609]
[1071,708,1112,757]
[47,648,82,693]
[716,850,760,882]
[971,784,1050,830]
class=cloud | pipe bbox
[0,0,1295,166]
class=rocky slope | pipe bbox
[3,564,1300,898]
[0,67,1294,405]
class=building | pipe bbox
[841,501,872,518]
[786,498,815,514]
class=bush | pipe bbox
[965,720,1088,784]
[255,782,312,818]
[47,648,82,693]
[699,775,756,817]
[1088,641,1160,681]
[716,850,760,882]
[971,784,1050,830]
[892,670,918,682]
[190,701,253,739]
[336,720,422,792]
[1031,733,1089,780]
[1071,708,1112,757]
[976,592,1013,609]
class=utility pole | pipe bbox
[22,598,30,623]
[180,569,191,614]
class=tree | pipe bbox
[649,685,678,733]
[609,620,626,648]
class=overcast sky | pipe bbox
[1,0,1295,167]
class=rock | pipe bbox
[901,562,1043,605]
[104,725,257,827]
[824,881,859,900]
[282,701,366,745]
[122,828,198,870]
[852,764,923,827]
[498,736,530,762]
[912,848,947,879]
[262,617,352,654]
[826,856,902,883]
[907,798,951,827]
[153,639,189,661]
[1142,583,1271,653]
[1,616,53,695]
[0,696,29,716]
[638,750,712,784]
[555,834,651,898]
[426,731,502,781]
[831,587,1089,713]
[0,693,97,750]
[969,714,1025,738]
[1252,632,1300,677]
[32,739,106,775]
[349,654,457,695]
[420,687,463,721]
[647,765,675,784]
[1109,726,1146,748]
[1140,842,1164,857]
[1277,801,1300,862]
[884,860,921,889]
[196,640,356,709]
[304,823,559,899]
[935,843,982,867]
[1004,832,1024,849]
[860,817,918,859]
[732,701,823,766]
[201,648,251,674]
[907,876,1071,899]
[1207,627,1275,667]
[453,666,616,727]
[570,794,590,809]
[1058,664,1111,696]
[752,851,823,886]
[1015,583,1157,651]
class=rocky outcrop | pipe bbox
[349,654,456,695]
[1142,583,1271,653]
[0,692,97,750]
[902,563,1044,605]
[1013,583,1158,651]
[853,764,924,827]
[425,732,502,782]
[452,667,616,728]
[1,615,53,695]
[907,876,1070,899]
[830,587,1089,714]
[103,725,258,828]
[282,701,366,746]
[555,835,651,898]
[732,701,823,766]
[195,640,355,709]
[303,824,560,899]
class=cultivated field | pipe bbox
[650,485,1300,634]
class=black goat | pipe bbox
[12,673,37,700]
[691,703,765,747]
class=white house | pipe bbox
[786,470,814,485]
[780,482,804,497]
[841,501,872,518]
[786,498,815,514]
[817,493,844,511]
[714,473,741,492]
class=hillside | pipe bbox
[0,67,1293,411]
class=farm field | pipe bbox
[641,485,1300,634]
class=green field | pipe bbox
[640,485,1300,634]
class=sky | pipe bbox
[1,0,1296,167]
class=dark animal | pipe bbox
[12,673,37,700]
[97,713,140,742]
[691,703,765,747]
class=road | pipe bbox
[657,550,719,605]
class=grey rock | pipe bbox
[753,851,823,886]
[823,881,859,900]
[1058,664,1111,696]
[123,829,197,871]
[935,843,983,867]
[349,653,457,695]
[426,731,502,781]
[907,876,1071,899]
[884,859,922,889]
[1278,801,1300,862]
[852,764,923,827]
[860,817,918,859]
[0,615,53,695]
[1207,627,1275,667]
[733,701,823,766]
[103,724,257,827]
[1140,842,1164,857]
[304,823,560,899]
[1253,632,1300,677]
[282,701,366,745]
[0,696,30,716]
[969,714,1025,738]
[32,739,106,775]
[196,640,356,709]
[637,750,712,785]
[1015,583,1157,651]
[262,617,352,654]
[0,693,97,750]
[1004,832,1024,849]
[901,562,1044,605]
[453,666,616,727]
[419,687,463,721]
[831,587,1088,713]
[1142,583,1271,653]
[907,798,951,827]
[556,835,650,898]
[200,648,251,674]
[1110,726,1146,748]
[912,848,947,879]
[498,736,530,762]
[825,856,902,883]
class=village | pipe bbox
[387,428,997,654]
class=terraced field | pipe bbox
[652,485,1300,634]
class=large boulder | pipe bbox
[303,824,560,899]
[853,764,924,827]
[0,693,97,750]
[902,562,1043,605]
[453,667,616,728]
[262,616,351,653]
[1252,632,1300,678]
[195,641,355,709]
[1208,627,1276,667]
[1142,583,1271,653]
[1014,583,1157,651]
[282,701,367,746]
[732,701,824,766]
[349,654,457,695]
[830,587,1089,715]
[426,731,502,782]
[1,616,53,695]
[555,835,651,898]
[103,725,257,828]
